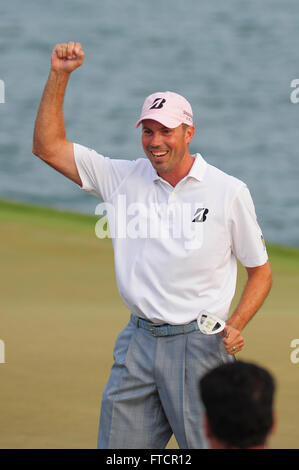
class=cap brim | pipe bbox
[135,113,182,129]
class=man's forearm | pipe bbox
[221,261,272,355]
[33,70,70,158]
[227,261,273,331]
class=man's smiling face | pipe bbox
[141,119,194,177]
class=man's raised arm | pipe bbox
[32,41,85,186]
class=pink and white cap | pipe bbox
[135,91,193,129]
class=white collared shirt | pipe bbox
[74,143,268,324]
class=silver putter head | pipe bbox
[197,310,226,335]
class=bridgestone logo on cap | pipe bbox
[150,98,166,109]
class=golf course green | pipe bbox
[0,198,298,449]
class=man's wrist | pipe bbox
[226,313,244,331]
[46,69,71,98]
[50,68,71,79]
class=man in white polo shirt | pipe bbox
[33,41,273,449]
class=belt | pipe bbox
[131,313,199,337]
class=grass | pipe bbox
[0,198,298,449]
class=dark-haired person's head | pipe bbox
[199,361,276,449]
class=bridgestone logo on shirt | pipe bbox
[94,195,207,249]
[192,208,209,223]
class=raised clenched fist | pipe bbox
[51,41,85,73]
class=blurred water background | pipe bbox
[0,0,299,246]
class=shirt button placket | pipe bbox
[168,192,175,224]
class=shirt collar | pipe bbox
[151,153,207,183]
